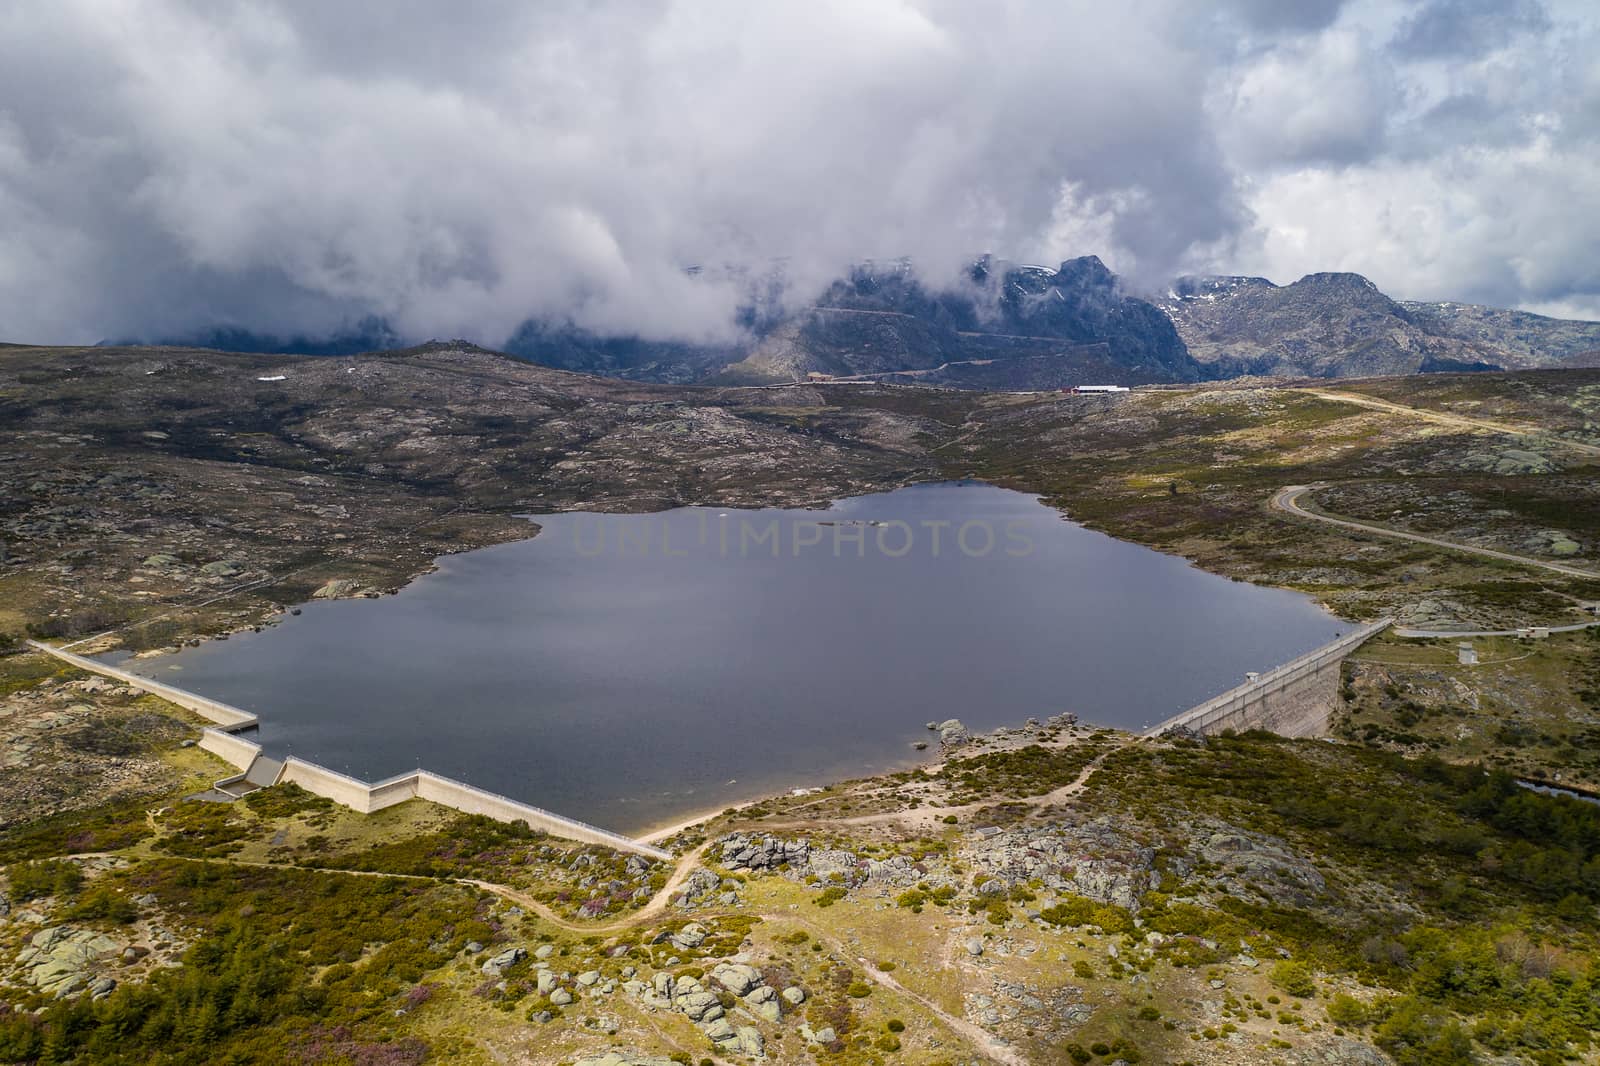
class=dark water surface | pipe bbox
[113,484,1344,833]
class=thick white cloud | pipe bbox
[1222,1,1600,317]
[1219,29,1397,168]
[1235,136,1600,318]
[0,0,1596,346]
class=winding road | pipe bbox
[1271,484,1600,582]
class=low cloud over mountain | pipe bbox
[2,1,1598,347]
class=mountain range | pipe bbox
[1156,273,1600,379]
[128,257,1600,388]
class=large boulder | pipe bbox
[670,922,707,951]
[746,984,782,1022]
[480,946,526,977]
[734,1026,765,1056]
[710,962,762,996]
[676,990,723,1022]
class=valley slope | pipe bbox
[5,344,1600,1065]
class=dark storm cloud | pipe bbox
[0,0,1597,345]
[1212,0,1350,35]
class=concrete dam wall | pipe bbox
[1143,619,1392,739]
[29,641,260,732]
[27,640,671,862]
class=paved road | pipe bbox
[1271,484,1600,581]
[1393,621,1600,638]
[1295,388,1600,458]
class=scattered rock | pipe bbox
[479,946,526,977]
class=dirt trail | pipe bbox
[753,743,1126,836]
[857,956,1029,1065]
[463,841,714,934]
[63,838,716,936]
[1298,388,1600,457]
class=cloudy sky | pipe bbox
[2,0,1598,347]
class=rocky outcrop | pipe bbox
[311,578,363,600]
[1196,826,1327,905]
[676,867,741,909]
[719,834,809,872]
[965,819,1157,910]
[16,926,127,999]
[633,970,769,1054]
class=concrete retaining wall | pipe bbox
[26,639,672,861]
[273,758,672,860]
[413,770,668,859]
[198,728,263,771]
[27,641,259,732]
[1144,619,1392,739]
[276,759,400,814]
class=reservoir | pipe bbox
[112,483,1344,833]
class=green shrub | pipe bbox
[1375,996,1475,1065]
[7,859,82,901]
[1271,960,1317,999]
[1326,992,1369,1026]
[814,886,848,908]
[64,884,137,924]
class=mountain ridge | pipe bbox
[115,258,1600,387]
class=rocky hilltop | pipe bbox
[1399,299,1600,368]
[716,256,1198,386]
[1158,272,1600,378]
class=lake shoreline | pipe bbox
[103,482,1346,834]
